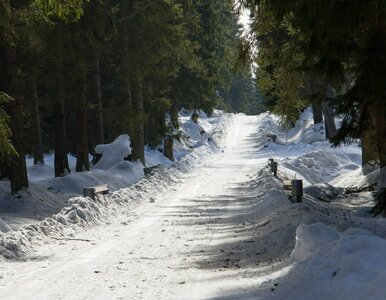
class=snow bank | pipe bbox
[280,107,326,145]
[282,148,360,185]
[330,164,379,192]
[281,223,386,300]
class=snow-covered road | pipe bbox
[1,115,278,299]
[3,114,386,300]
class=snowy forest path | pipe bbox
[0,115,274,300]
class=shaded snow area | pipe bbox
[0,110,386,300]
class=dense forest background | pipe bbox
[0,0,262,193]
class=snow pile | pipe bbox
[281,148,360,185]
[278,107,326,145]
[291,223,339,260]
[331,164,379,192]
[276,223,386,300]
[175,109,225,152]
[145,147,173,168]
[94,134,132,170]
[179,117,212,145]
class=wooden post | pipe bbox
[270,161,278,176]
[292,180,303,202]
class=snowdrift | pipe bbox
[276,223,386,300]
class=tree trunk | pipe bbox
[311,95,323,124]
[3,47,28,193]
[147,110,166,149]
[375,105,386,189]
[362,117,378,166]
[9,98,28,193]
[126,79,133,108]
[54,38,70,177]
[171,102,179,129]
[76,77,90,172]
[147,114,157,149]
[322,101,337,139]
[163,136,174,161]
[30,78,44,165]
[91,55,104,149]
[131,79,145,165]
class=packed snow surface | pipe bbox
[0,110,385,299]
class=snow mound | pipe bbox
[291,223,340,260]
[285,223,386,300]
[180,119,212,144]
[282,149,360,185]
[145,147,173,168]
[330,165,379,192]
[94,134,132,169]
[285,107,326,145]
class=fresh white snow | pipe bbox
[0,110,386,299]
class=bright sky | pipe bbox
[238,7,251,37]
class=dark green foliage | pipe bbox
[0,0,252,191]
[0,92,17,163]
[172,0,238,113]
[219,71,264,114]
